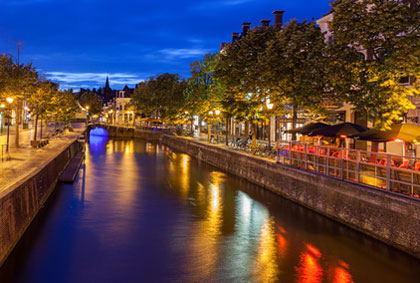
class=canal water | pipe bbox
[1,136,420,283]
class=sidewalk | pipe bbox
[181,133,276,163]
[0,127,85,193]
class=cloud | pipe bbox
[46,72,145,90]
[158,48,208,59]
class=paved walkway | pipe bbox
[0,126,85,193]
[181,133,276,163]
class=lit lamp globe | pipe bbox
[6,97,13,104]
[215,110,221,115]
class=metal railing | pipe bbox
[275,140,420,199]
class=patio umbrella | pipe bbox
[286,122,330,135]
[308,122,369,137]
[351,123,420,143]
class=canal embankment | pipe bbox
[161,134,420,259]
[0,130,84,266]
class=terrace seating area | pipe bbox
[276,140,420,199]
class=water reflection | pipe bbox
[1,139,420,283]
[254,219,279,282]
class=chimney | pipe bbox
[272,10,285,30]
[241,22,251,36]
[260,20,271,27]
[232,32,239,42]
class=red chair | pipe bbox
[415,161,420,171]
[378,158,395,167]
[399,159,410,169]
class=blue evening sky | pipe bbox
[0,0,331,91]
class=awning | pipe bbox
[308,122,369,137]
[286,122,330,135]
[350,123,420,143]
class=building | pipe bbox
[102,81,135,125]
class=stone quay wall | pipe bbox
[134,129,167,141]
[161,134,420,258]
[0,139,81,266]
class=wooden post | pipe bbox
[304,143,308,170]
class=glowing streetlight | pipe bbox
[215,110,220,115]
[6,97,13,104]
[266,98,274,147]
[209,111,213,115]
[266,100,274,110]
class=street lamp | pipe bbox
[266,99,274,147]
[6,97,14,152]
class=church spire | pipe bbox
[105,76,110,89]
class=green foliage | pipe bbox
[215,25,278,122]
[131,73,187,122]
[261,19,330,118]
[79,91,102,116]
[330,0,420,129]
[184,53,224,120]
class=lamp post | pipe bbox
[6,97,14,152]
[266,99,274,147]
[208,111,213,142]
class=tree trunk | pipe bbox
[225,117,229,146]
[190,116,194,135]
[15,104,19,147]
[34,114,39,141]
[40,117,42,140]
[292,103,297,141]
[245,121,249,137]
[207,121,211,143]
[251,123,256,153]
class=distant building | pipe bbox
[102,81,135,125]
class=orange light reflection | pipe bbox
[334,267,354,283]
[296,252,323,283]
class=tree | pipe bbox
[185,53,223,139]
[1,58,38,146]
[215,25,278,148]
[27,79,57,141]
[131,73,187,122]
[79,90,102,117]
[329,0,420,129]
[261,19,330,140]
[49,89,78,128]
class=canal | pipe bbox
[1,135,420,282]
